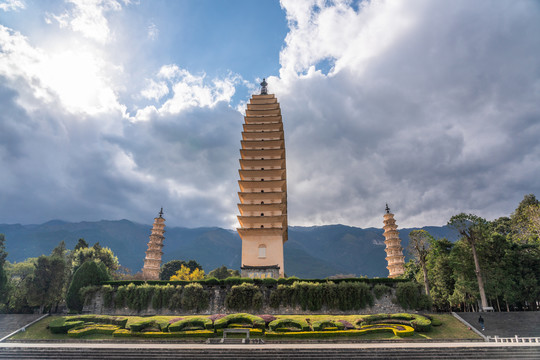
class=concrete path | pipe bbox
[0,315,43,340]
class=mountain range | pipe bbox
[0,220,458,278]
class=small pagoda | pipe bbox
[237,78,288,279]
[142,208,166,280]
[382,204,405,278]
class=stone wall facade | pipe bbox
[83,284,406,316]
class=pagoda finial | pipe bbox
[159,207,164,218]
[385,203,390,214]
[260,78,268,95]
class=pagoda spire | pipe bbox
[382,205,405,278]
[142,209,166,280]
[237,82,287,279]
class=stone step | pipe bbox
[1,346,539,360]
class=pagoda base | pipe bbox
[241,265,280,279]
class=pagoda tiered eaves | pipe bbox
[237,92,287,279]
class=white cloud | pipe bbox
[0,0,25,11]
[45,0,126,44]
[136,66,240,118]
[140,79,169,101]
[0,25,125,116]
[274,0,540,227]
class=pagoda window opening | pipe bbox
[258,245,266,258]
[261,213,264,216]
[261,201,264,204]
[261,190,264,193]
[261,225,264,228]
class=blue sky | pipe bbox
[1,0,540,229]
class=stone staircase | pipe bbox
[456,312,540,338]
[1,346,539,359]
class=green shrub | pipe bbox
[67,324,119,338]
[49,318,84,334]
[181,283,208,311]
[431,317,443,326]
[266,325,413,338]
[312,320,345,331]
[358,313,432,332]
[102,285,114,307]
[114,329,214,338]
[269,318,310,332]
[213,313,265,330]
[224,277,253,286]
[261,278,278,286]
[169,317,213,331]
[373,284,392,299]
[225,283,263,311]
[151,284,175,309]
[114,285,128,308]
[49,315,128,334]
[66,261,111,312]
[394,282,432,310]
[129,317,169,332]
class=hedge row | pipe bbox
[265,325,414,339]
[214,313,265,330]
[269,281,374,311]
[169,317,213,331]
[358,313,432,332]
[97,283,209,312]
[49,315,128,334]
[268,318,310,332]
[67,324,120,338]
[102,277,406,287]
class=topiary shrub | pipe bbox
[213,313,265,330]
[268,318,310,332]
[169,317,213,332]
[66,261,111,312]
[67,324,119,337]
[181,283,208,311]
[49,318,85,334]
[225,283,263,311]
[129,317,169,332]
[312,320,345,331]
[357,313,432,332]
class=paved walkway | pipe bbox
[2,342,539,349]
[456,312,540,337]
[0,315,43,340]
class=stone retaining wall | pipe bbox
[83,284,405,315]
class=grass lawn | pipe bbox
[8,313,482,341]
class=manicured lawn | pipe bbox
[8,313,482,341]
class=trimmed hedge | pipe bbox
[373,284,392,299]
[169,317,213,331]
[181,283,209,311]
[312,320,345,331]
[213,313,265,330]
[49,315,128,334]
[49,318,84,334]
[270,281,374,311]
[67,324,119,338]
[358,313,432,332]
[266,325,414,339]
[268,318,310,332]
[225,283,263,311]
[113,329,214,338]
[130,318,170,332]
[101,277,407,287]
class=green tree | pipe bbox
[0,234,8,308]
[426,238,454,311]
[407,230,433,296]
[160,260,203,280]
[66,260,111,312]
[448,213,489,310]
[25,252,67,314]
[74,238,89,251]
[208,265,240,279]
[511,194,540,244]
[71,244,119,274]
